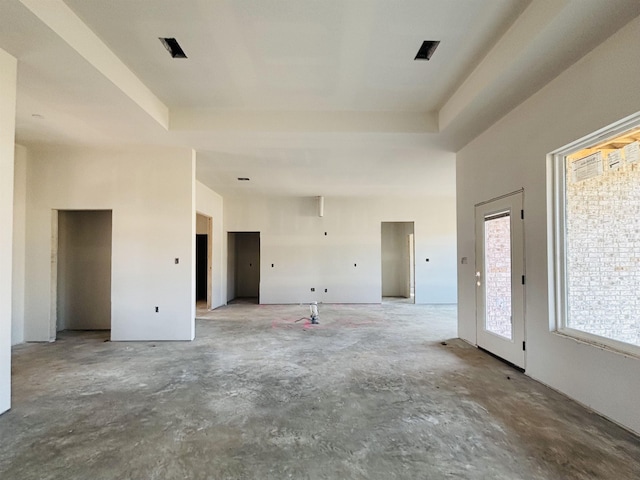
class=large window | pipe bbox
[553,115,640,355]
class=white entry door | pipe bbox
[475,191,525,368]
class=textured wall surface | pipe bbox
[456,15,640,434]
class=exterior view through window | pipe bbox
[556,119,640,354]
[484,213,513,340]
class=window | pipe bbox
[484,212,513,340]
[553,114,640,355]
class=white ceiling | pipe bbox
[2,0,640,197]
[64,0,526,113]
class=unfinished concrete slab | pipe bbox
[1,303,639,479]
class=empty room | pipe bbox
[1,1,640,478]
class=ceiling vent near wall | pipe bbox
[414,40,440,61]
[159,37,188,58]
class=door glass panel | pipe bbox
[484,213,512,339]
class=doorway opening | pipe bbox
[227,232,260,304]
[196,213,213,314]
[475,191,525,369]
[381,222,415,304]
[53,210,113,338]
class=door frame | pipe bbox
[380,221,415,303]
[50,209,114,341]
[195,212,213,310]
[227,231,261,303]
[475,190,526,369]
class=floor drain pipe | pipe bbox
[310,302,319,324]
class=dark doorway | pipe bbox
[227,232,260,304]
[196,234,208,301]
[195,213,213,312]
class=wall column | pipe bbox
[0,48,18,414]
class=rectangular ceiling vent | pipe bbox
[414,40,440,61]
[159,37,188,59]
[237,177,250,181]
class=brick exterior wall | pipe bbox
[565,154,640,347]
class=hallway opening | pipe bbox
[54,210,113,336]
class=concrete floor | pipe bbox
[1,303,639,480]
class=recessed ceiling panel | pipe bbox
[63,0,529,112]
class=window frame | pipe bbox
[550,111,640,358]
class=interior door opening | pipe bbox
[475,191,525,369]
[381,222,415,304]
[227,232,260,304]
[196,213,212,312]
[54,210,113,338]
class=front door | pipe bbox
[475,191,525,368]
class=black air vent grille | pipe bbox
[414,40,440,61]
[159,37,188,59]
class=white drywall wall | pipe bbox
[24,145,195,342]
[226,233,236,302]
[195,181,225,309]
[57,211,112,330]
[0,48,17,414]
[224,195,456,305]
[12,144,27,346]
[456,15,640,435]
